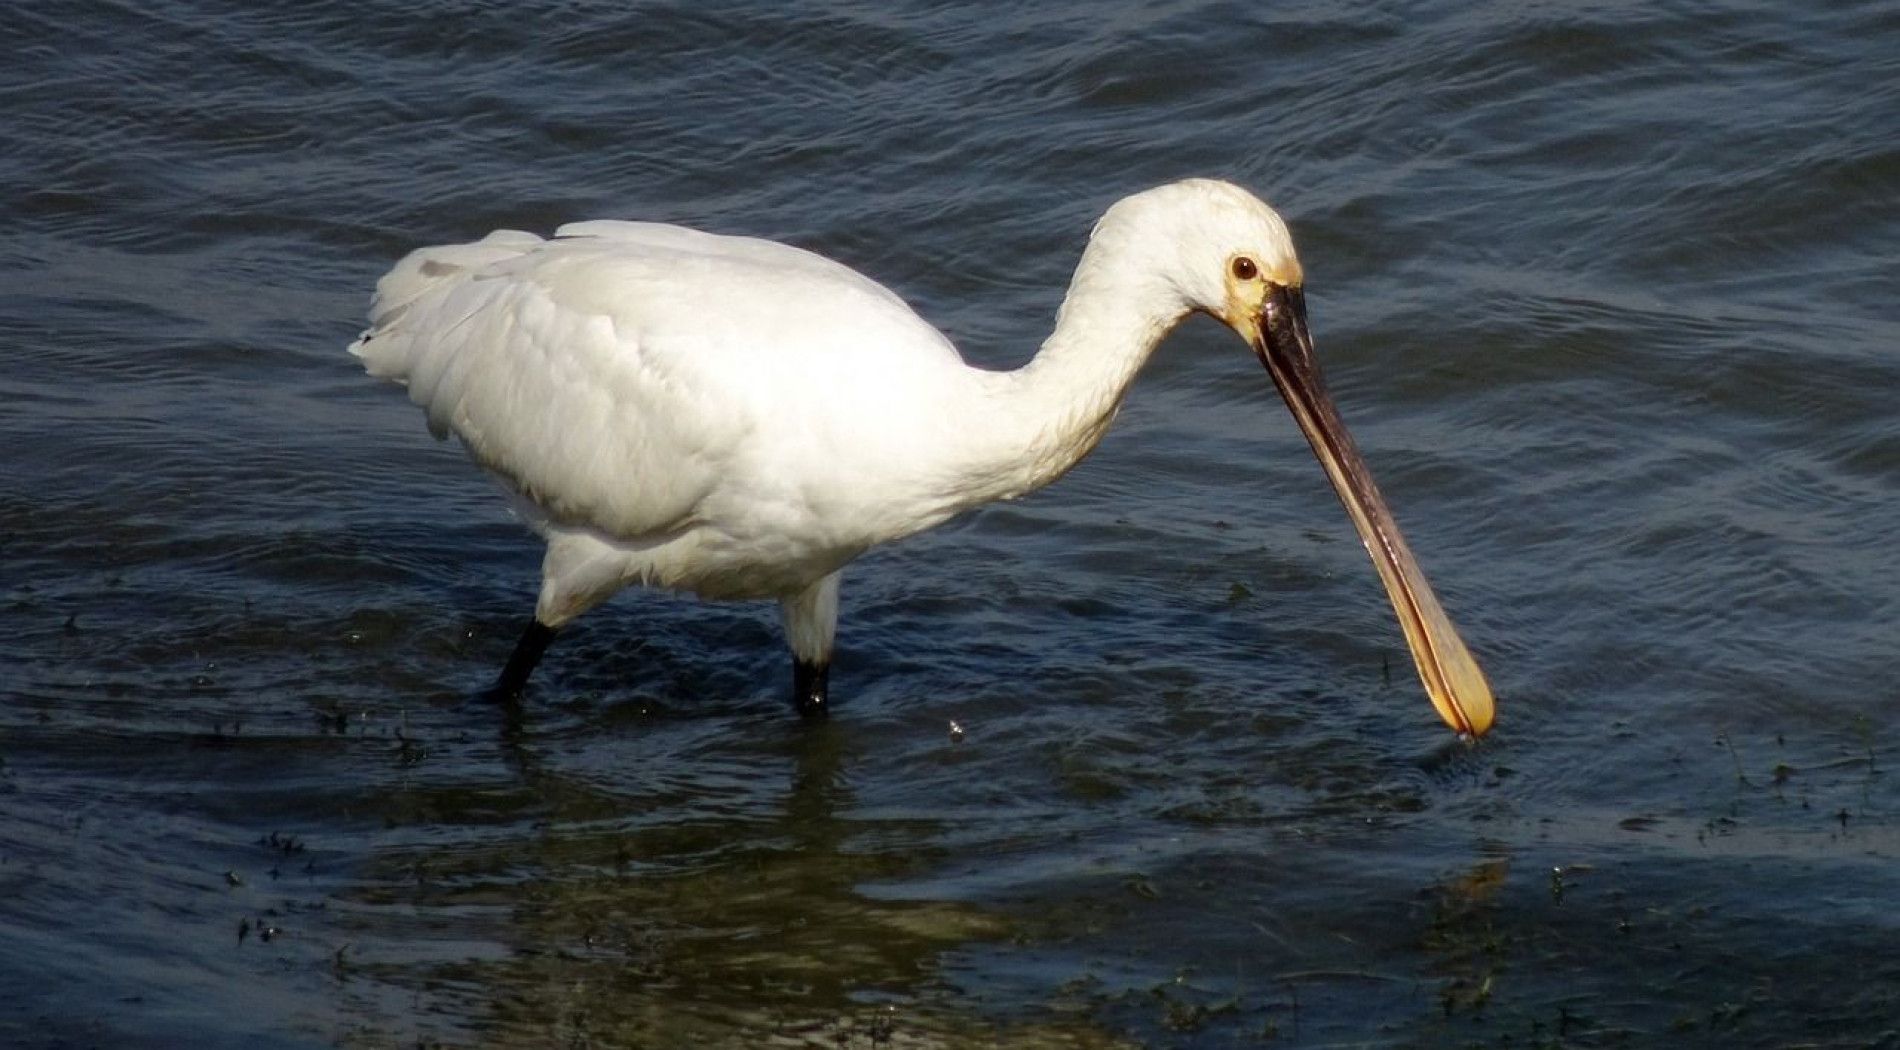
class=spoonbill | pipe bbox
[351,179,1494,736]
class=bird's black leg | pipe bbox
[493,618,558,700]
[792,657,830,720]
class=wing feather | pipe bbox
[349,221,964,545]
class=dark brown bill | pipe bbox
[1253,285,1495,737]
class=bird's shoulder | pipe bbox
[549,220,892,300]
[497,221,962,368]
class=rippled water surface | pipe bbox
[4,1,1899,1046]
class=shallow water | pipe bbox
[4,1,1899,1046]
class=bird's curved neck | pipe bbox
[955,233,1191,505]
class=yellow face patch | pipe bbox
[1219,252,1302,332]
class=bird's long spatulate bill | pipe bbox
[1253,287,1495,737]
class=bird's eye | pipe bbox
[1231,256,1258,281]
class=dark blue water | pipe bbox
[4,1,1898,1046]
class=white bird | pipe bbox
[351,179,1494,736]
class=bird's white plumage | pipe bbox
[353,179,1303,659]
[352,218,987,612]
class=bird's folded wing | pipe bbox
[351,232,743,540]
[350,221,967,543]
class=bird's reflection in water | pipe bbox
[784,716,853,850]
[490,683,853,838]
[372,690,1014,1045]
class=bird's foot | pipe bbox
[792,658,830,720]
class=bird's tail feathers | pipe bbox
[347,229,544,381]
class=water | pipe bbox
[3,1,1898,1045]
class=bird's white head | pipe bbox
[1093,178,1304,337]
[1095,179,1496,739]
